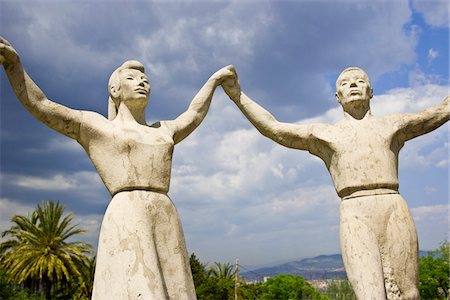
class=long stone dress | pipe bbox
[78,113,196,299]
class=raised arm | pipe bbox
[394,95,449,143]
[221,67,317,151]
[164,65,235,144]
[0,37,82,140]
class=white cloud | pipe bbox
[411,204,449,221]
[3,171,103,191]
[372,84,448,116]
[0,197,103,251]
[73,213,103,251]
[299,107,343,125]
[371,84,449,169]
[13,174,77,190]
[0,198,35,239]
[25,137,82,154]
[427,48,439,63]
[411,204,449,250]
[412,0,449,28]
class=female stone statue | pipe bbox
[0,36,233,299]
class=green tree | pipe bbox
[325,279,356,300]
[70,255,96,300]
[260,274,328,300]
[190,253,208,289]
[207,261,235,279]
[190,255,264,300]
[419,241,449,299]
[0,201,92,299]
[0,266,42,300]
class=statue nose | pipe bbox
[350,82,357,87]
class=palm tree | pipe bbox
[0,200,92,299]
[207,262,235,279]
[74,255,96,299]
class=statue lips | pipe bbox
[349,89,361,96]
[135,88,148,96]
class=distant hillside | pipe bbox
[241,251,429,281]
[241,254,346,281]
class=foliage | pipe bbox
[260,274,328,300]
[73,255,96,299]
[207,261,235,279]
[0,266,43,300]
[324,279,356,300]
[190,254,266,299]
[190,254,234,299]
[419,240,449,300]
[0,200,93,299]
[190,255,327,300]
[190,253,208,288]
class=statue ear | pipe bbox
[370,88,374,99]
[110,85,120,98]
[335,93,341,103]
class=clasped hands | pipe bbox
[209,65,241,103]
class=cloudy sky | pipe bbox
[1,0,448,268]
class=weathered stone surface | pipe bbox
[1,36,234,299]
[222,66,449,300]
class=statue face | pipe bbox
[117,69,151,104]
[336,69,372,104]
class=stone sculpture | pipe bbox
[222,66,449,299]
[0,36,235,299]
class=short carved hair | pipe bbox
[336,67,371,86]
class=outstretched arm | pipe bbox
[0,37,82,140]
[222,67,316,151]
[164,65,235,144]
[395,96,449,142]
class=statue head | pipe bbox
[335,67,373,107]
[108,60,150,120]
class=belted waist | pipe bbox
[111,186,168,197]
[341,188,399,200]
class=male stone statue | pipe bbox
[0,36,234,299]
[222,66,449,299]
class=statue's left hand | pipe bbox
[0,36,20,67]
[210,65,237,85]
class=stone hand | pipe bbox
[221,66,241,102]
[443,95,449,106]
[209,65,237,86]
[0,36,20,67]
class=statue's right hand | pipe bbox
[221,66,241,102]
[0,36,20,67]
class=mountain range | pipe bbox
[241,251,429,281]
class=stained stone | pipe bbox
[222,66,449,300]
[1,36,235,300]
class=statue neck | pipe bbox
[116,103,147,125]
[342,101,372,120]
